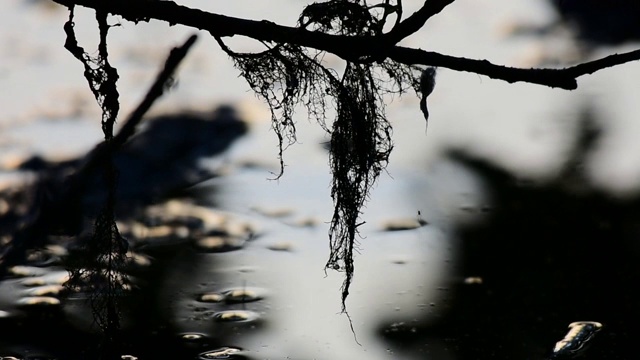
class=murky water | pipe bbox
[2,0,640,359]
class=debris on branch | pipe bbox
[419,66,437,128]
[64,7,120,139]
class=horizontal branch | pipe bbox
[567,49,640,79]
[52,0,640,90]
[388,47,579,89]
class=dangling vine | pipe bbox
[60,6,199,357]
[62,7,129,356]
[217,0,428,312]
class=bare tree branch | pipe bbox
[567,48,640,79]
[113,34,198,148]
[390,46,640,89]
[389,47,580,88]
[75,34,198,180]
[51,0,640,91]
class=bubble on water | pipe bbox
[463,277,483,285]
[25,248,62,266]
[0,356,21,360]
[198,347,243,359]
[0,235,11,248]
[8,265,46,277]
[41,271,70,285]
[195,236,224,249]
[266,241,293,252]
[145,200,241,234]
[459,204,477,213]
[213,310,258,323]
[180,332,207,341]
[222,288,264,304]
[20,270,69,287]
[23,284,64,297]
[223,222,256,240]
[236,266,256,273]
[143,200,259,239]
[251,206,294,218]
[16,296,61,307]
[285,217,319,227]
[390,256,409,265]
[143,215,206,231]
[121,355,138,360]
[45,244,69,257]
[195,236,245,252]
[130,223,187,240]
[380,218,428,231]
[383,321,418,336]
[126,251,152,267]
[199,293,225,303]
[0,197,9,216]
[20,278,46,287]
[552,321,603,358]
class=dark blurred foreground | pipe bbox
[384,111,640,360]
[0,105,247,274]
[2,109,640,360]
[0,104,252,359]
[549,0,640,44]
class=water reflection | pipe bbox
[435,110,640,359]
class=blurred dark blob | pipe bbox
[424,110,640,359]
[0,105,247,271]
[550,0,640,44]
[21,105,247,210]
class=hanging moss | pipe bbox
[217,0,428,312]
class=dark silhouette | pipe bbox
[0,105,247,272]
[20,105,246,209]
[550,0,640,44]
[421,113,640,360]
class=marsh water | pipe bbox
[2,0,640,359]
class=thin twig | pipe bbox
[0,34,199,277]
[384,0,456,44]
[113,34,198,148]
[76,34,199,179]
